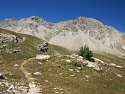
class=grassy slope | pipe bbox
[25,55,125,94]
[0,28,72,92]
[0,28,125,93]
[0,28,72,63]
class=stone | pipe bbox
[38,62,43,65]
[109,63,116,67]
[0,73,4,79]
[36,54,50,60]
[87,61,101,71]
[45,80,48,83]
[37,42,49,52]
[8,85,14,91]
[22,37,26,41]
[77,67,82,70]
[34,72,41,75]
[69,69,74,71]
[87,62,96,68]
[116,65,122,68]
[14,64,19,67]
[66,60,71,63]
[86,75,89,78]
[117,74,122,77]
[70,74,75,77]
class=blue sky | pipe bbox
[0,0,125,32]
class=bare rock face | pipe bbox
[0,16,125,55]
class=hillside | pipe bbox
[0,16,125,55]
[0,28,72,63]
[0,28,125,94]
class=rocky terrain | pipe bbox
[0,16,125,55]
[0,28,125,94]
[0,16,125,94]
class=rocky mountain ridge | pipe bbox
[0,16,125,55]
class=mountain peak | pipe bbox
[0,16,124,56]
[77,16,85,19]
[76,16,86,21]
[30,16,42,21]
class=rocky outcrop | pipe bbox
[0,33,22,53]
[37,42,49,52]
[0,33,19,43]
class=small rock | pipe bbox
[54,88,57,90]
[36,54,50,60]
[66,60,71,63]
[117,74,122,77]
[87,62,95,68]
[116,65,122,68]
[0,73,4,79]
[38,62,43,65]
[86,75,89,78]
[70,74,75,77]
[8,85,14,91]
[32,84,36,88]
[34,72,41,75]
[109,63,116,67]
[45,80,48,83]
[69,69,74,71]
[77,67,82,70]
[14,64,19,67]
[76,70,80,73]
[22,37,26,41]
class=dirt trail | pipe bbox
[20,58,41,94]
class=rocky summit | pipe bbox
[0,16,125,55]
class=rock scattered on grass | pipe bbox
[36,54,50,60]
[117,74,122,77]
[14,64,19,67]
[66,60,71,63]
[116,65,122,68]
[109,63,116,67]
[34,72,41,76]
[0,73,4,79]
[38,62,43,65]
[69,69,74,71]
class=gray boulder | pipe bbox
[0,73,4,79]
[37,42,49,52]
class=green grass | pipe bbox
[94,52,125,65]
[0,28,72,63]
[4,73,22,79]
[69,61,82,67]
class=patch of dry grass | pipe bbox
[24,55,125,94]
